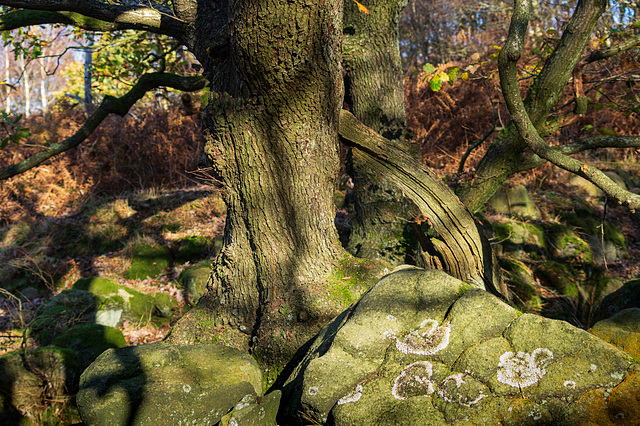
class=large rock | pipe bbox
[592,279,640,324]
[77,342,271,426]
[52,323,126,370]
[30,277,176,344]
[280,267,638,425]
[590,308,640,359]
[488,184,540,219]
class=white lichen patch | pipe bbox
[337,384,363,405]
[308,386,319,396]
[496,348,553,388]
[383,329,397,339]
[182,384,191,393]
[395,319,451,355]
[437,373,488,407]
[529,408,543,421]
[387,314,397,321]
[392,361,435,400]
[563,380,576,389]
[590,364,597,372]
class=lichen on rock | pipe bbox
[496,348,553,388]
[392,361,435,400]
[395,319,451,355]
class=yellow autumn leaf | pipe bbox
[461,72,468,82]
[353,0,369,14]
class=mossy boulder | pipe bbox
[175,236,214,264]
[30,289,101,345]
[593,279,640,324]
[487,184,540,219]
[0,347,79,422]
[492,219,546,259]
[500,258,541,310]
[73,276,177,324]
[219,391,281,426]
[280,267,638,425]
[125,244,172,279]
[52,323,126,370]
[77,342,268,425]
[179,262,211,306]
[560,212,627,262]
[590,308,640,360]
[546,224,593,264]
[30,278,176,345]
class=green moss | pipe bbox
[546,224,593,264]
[176,236,214,263]
[125,243,172,279]
[73,276,174,327]
[561,212,626,248]
[327,254,388,306]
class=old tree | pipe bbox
[2,0,640,367]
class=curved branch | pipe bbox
[339,109,504,297]
[500,0,640,210]
[0,0,186,38]
[0,73,207,181]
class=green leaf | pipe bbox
[447,67,459,84]
[430,74,443,92]
[581,124,594,131]
[422,63,436,74]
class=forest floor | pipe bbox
[1,62,640,358]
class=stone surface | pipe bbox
[219,390,281,426]
[180,264,211,306]
[77,342,264,426]
[280,267,639,425]
[593,279,640,324]
[590,308,640,359]
[52,323,126,370]
[488,184,540,219]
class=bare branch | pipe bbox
[1,9,149,32]
[518,135,640,171]
[0,73,207,181]
[500,0,640,211]
[573,33,640,111]
[0,0,186,38]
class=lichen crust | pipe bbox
[496,348,553,388]
[395,319,451,355]
[337,384,363,405]
[392,361,435,400]
[437,373,488,407]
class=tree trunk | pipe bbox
[342,0,420,265]
[168,0,346,364]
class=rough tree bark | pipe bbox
[342,0,420,265]
[165,0,348,364]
